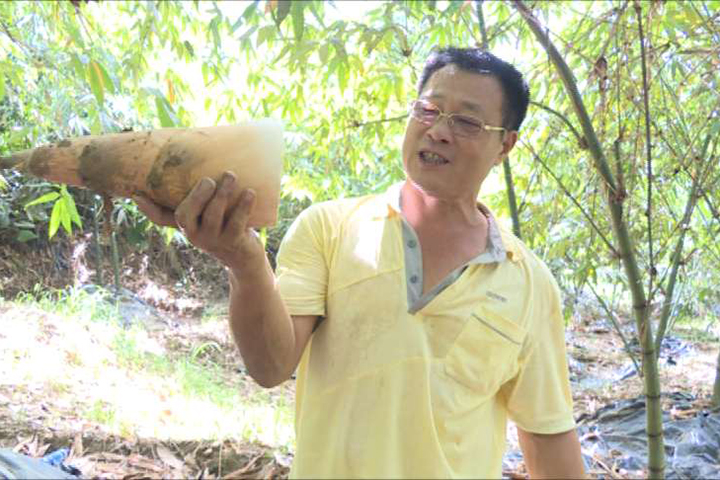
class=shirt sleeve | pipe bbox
[275,204,330,317]
[501,272,576,434]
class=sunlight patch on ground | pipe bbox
[0,295,295,451]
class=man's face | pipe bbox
[401,64,517,200]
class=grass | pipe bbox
[2,286,296,450]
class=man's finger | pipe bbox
[133,195,178,227]
[225,188,256,240]
[202,171,236,237]
[175,177,216,235]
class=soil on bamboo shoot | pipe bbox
[0,121,284,227]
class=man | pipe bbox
[136,48,585,478]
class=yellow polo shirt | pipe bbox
[276,186,575,479]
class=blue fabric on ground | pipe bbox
[0,448,80,479]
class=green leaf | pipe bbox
[291,1,305,41]
[87,60,105,106]
[97,61,116,94]
[257,25,275,47]
[710,120,720,137]
[70,53,86,81]
[155,95,178,127]
[394,75,405,104]
[49,200,64,238]
[62,186,83,228]
[59,197,72,235]
[0,74,5,102]
[242,0,258,21]
[16,230,38,243]
[275,0,291,27]
[25,192,60,208]
[183,40,195,57]
[209,16,222,48]
[318,42,330,63]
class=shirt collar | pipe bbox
[375,181,524,262]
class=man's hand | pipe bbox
[133,171,265,273]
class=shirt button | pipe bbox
[410,275,419,284]
[407,239,417,248]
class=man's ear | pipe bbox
[495,130,518,166]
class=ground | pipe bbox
[0,237,718,479]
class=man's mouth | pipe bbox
[419,151,449,165]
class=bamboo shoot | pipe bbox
[0,120,284,227]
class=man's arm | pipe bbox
[228,258,317,387]
[135,171,316,388]
[517,427,585,479]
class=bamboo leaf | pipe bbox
[16,230,38,243]
[87,60,105,106]
[97,61,116,94]
[275,0,291,27]
[59,197,72,235]
[319,42,330,63]
[183,40,195,58]
[62,186,83,229]
[70,53,86,81]
[242,0,258,21]
[49,200,63,238]
[291,1,305,41]
[257,25,276,47]
[154,93,178,127]
[25,192,61,208]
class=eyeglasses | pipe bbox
[408,99,506,137]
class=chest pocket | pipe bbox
[444,306,527,399]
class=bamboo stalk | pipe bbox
[636,0,656,299]
[502,156,522,239]
[713,348,720,410]
[512,1,665,477]
[474,0,521,238]
[475,0,489,50]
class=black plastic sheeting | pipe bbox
[576,393,720,479]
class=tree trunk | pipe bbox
[512,1,665,477]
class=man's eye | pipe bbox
[456,117,481,128]
[421,108,438,116]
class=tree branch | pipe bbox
[350,114,407,128]
[654,134,712,355]
[529,101,586,148]
[520,139,617,256]
[585,280,642,377]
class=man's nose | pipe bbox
[425,116,453,143]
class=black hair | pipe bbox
[417,47,530,132]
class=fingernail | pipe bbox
[199,177,214,192]
[222,171,236,188]
[243,189,255,203]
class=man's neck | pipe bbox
[400,180,486,231]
